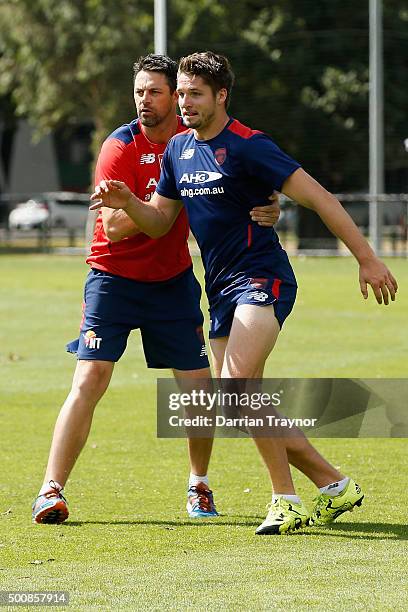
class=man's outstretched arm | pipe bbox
[90,179,183,239]
[281,168,398,305]
[92,181,283,239]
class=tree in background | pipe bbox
[0,0,154,158]
[171,1,407,190]
[1,0,407,194]
[168,0,408,246]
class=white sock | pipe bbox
[273,494,301,504]
[189,473,209,488]
[39,480,64,496]
[319,477,349,496]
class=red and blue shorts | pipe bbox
[208,250,297,339]
[66,267,209,370]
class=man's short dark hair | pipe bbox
[178,51,235,108]
[133,54,178,93]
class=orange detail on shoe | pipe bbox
[32,480,69,524]
[188,483,214,512]
[34,500,69,524]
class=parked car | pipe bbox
[8,192,90,231]
[9,199,49,230]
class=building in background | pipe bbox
[0,117,92,197]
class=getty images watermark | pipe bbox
[157,378,408,438]
[166,387,317,431]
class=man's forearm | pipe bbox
[91,180,182,237]
[283,169,376,264]
[123,193,172,238]
[103,209,141,242]
[312,193,376,264]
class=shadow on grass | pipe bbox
[302,521,408,540]
[62,518,255,528]
[61,519,408,539]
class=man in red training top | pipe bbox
[32,54,280,524]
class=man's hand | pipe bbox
[250,193,280,226]
[359,256,398,305]
[91,179,183,239]
[90,180,133,211]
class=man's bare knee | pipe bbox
[71,360,114,402]
[221,359,263,379]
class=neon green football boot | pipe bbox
[308,478,364,527]
[256,497,309,535]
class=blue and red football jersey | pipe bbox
[87,117,192,282]
[156,118,301,294]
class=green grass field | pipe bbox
[0,255,407,610]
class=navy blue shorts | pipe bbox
[66,267,209,370]
[208,251,297,339]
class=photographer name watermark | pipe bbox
[167,413,317,429]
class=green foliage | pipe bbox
[169,0,408,191]
[0,0,154,155]
[0,1,407,189]
[239,1,408,189]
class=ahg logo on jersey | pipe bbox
[179,171,222,185]
[146,177,158,189]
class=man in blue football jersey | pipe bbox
[31,54,287,527]
[90,52,397,535]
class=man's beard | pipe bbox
[139,113,161,127]
[184,109,215,130]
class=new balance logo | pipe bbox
[140,153,155,164]
[179,148,195,160]
[247,291,269,302]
